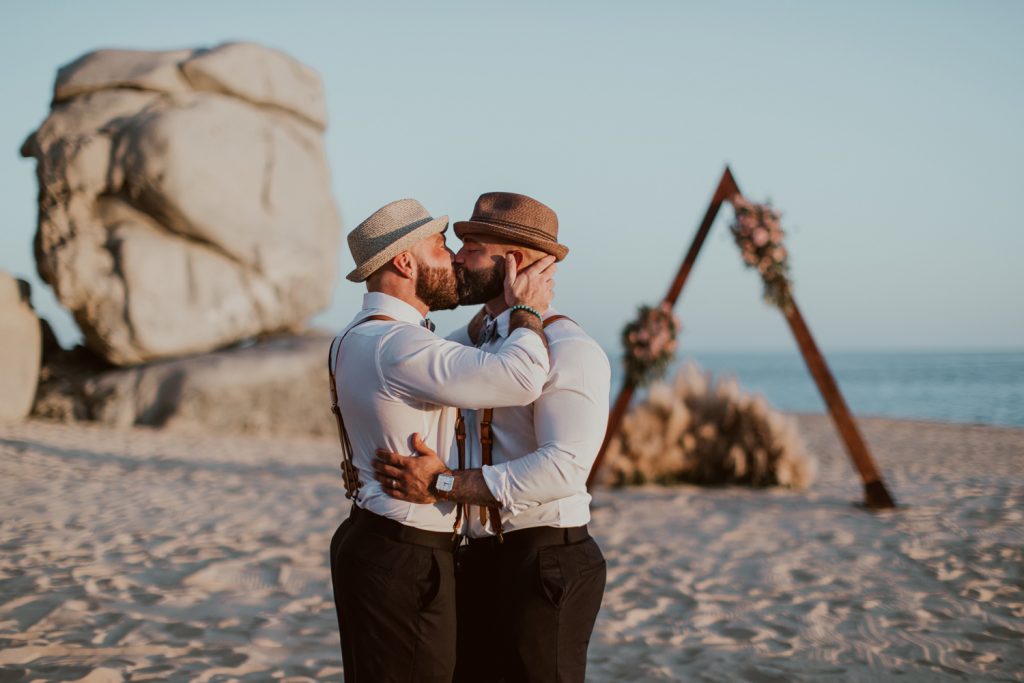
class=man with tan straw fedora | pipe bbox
[329,197,559,683]
[373,192,611,683]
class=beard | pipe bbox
[415,262,460,311]
[456,261,504,305]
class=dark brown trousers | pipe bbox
[453,527,606,683]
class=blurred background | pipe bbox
[2,6,1023,681]
[2,0,1022,424]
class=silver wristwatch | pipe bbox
[435,471,455,499]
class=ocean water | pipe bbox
[605,350,1024,428]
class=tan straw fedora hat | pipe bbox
[346,199,449,282]
[453,192,569,261]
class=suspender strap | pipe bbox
[542,314,575,329]
[478,408,503,542]
[329,314,395,498]
[453,410,468,538]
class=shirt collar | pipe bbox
[361,292,429,327]
[491,306,559,340]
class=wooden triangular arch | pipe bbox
[588,167,897,509]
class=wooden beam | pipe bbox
[588,167,738,489]
[783,302,896,508]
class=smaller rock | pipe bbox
[39,316,63,362]
[34,333,336,436]
[32,344,112,423]
[0,273,42,421]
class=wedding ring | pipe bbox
[391,478,398,489]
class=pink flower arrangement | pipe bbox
[730,194,794,309]
[622,302,682,386]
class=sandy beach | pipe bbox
[1,415,1021,682]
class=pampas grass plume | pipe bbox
[601,362,817,489]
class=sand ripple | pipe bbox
[587,416,1024,682]
[1,415,1022,681]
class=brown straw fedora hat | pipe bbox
[346,198,449,282]
[453,192,569,261]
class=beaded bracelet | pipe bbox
[510,304,543,322]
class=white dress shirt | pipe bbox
[448,307,611,537]
[332,292,551,532]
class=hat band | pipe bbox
[467,215,558,244]
[355,215,436,264]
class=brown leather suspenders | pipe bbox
[453,411,468,537]
[472,314,575,542]
[541,315,573,331]
[331,311,575,541]
[479,408,498,537]
[328,314,395,498]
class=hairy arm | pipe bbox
[450,468,500,507]
[371,438,498,506]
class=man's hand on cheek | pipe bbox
[372,433,447,504]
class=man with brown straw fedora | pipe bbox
[374,192,611,683]
[329,197,559,682]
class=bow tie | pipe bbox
[477,316,499,347]
[421,318,436,333]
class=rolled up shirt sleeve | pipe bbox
[482,339,611,515]
[381,326,550,409]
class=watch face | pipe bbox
[437,473,455,492]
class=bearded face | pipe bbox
[415,261,459,311]
[456,258,504,305]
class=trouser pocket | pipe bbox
[537,537,606,608]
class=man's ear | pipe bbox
[391,251,416,280]
[508,250,524,267]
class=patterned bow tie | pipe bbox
[477,316,499,347]
[421,318,435,333]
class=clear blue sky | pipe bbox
[1,1,1021,352]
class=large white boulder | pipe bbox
[22,43,341,365]
[0,273,42,421]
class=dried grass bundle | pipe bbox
[601,362,816,489]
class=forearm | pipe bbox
[449,468,500,507]
[509,309,546,345]
[382,329,549,408]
